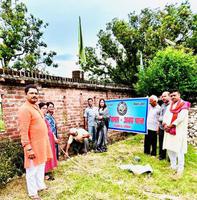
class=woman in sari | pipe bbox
[45,102,59,160]
[38,102,58,180]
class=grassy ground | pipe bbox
[0,134,197,200]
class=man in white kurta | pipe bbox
[162,91,190,178]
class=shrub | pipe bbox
[0,139,24,186]
[135,47,197,101]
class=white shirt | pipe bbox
[147,104,160,131]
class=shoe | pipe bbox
[38,186,48,192]
[45,174,55,181]
[45,175,50,180]
[171,171,183,180]
[94,148,102,153]
[167,166,177,171]
[177,170,183,177]
[101,147,107,152]
[94,149,99,153]
[48,176,55,181]
[29,195,42,200]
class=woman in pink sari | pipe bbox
[39,102,58,180]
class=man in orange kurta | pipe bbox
[18,85,52,199]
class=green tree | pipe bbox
[82,1,196,87]
[135,47,197,100]
[0,0,57,71]
[186,13,197,54]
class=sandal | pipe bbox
[48,176,55,181]
[45,174,55,181]
[29,195,42,200]
[45,175,50,180]
[38,187,48,192]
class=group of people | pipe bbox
[65,97,109,157]
[145,90,190,179]
[18,84,190,199]
[18,85,59,200]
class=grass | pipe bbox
[0,134,197,200]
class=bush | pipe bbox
[0,139,24,186]
[135,47,197,101]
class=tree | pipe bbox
[82,1,196,87]
[0,0,57,71]
[134,47,197,100]
[186,13,197,54]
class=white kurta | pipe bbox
[163,101,188,154]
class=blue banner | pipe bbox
[106,98,148,134]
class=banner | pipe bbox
[106,98,148,134]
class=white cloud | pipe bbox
[47,60,80,78]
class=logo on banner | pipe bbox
[117,101,127,116]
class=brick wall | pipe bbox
[0,71,132,141]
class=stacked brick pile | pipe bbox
[188,105,197,146]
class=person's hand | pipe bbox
[27,149,36,159]
[82,134,90,138]
[164,126,170,132]
[163,124,170,132]
[64,152,69,158]
[98,116,103,120]
[168,124,175,129]
[55,138,60,144]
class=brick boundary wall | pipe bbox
[0,68,133,142]
[0,69,196,147]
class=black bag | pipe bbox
[97,120,105,129]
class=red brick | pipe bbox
[0,85,131,142]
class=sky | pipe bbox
[22,0,197,78]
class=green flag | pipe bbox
[78,16,86,64]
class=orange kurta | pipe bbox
[18,101,53,168]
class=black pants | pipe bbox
[72,139,89,154]
[159,128,166,159]
[144,130,157,156]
